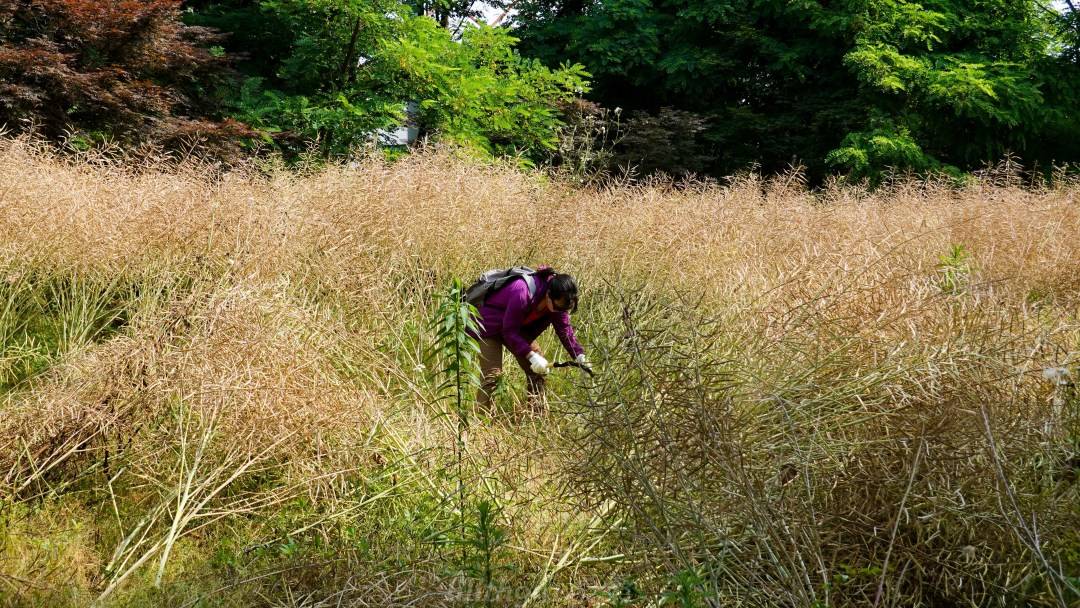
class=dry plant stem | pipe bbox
[774,393,831,603]
[979,404,1074,607]
[98,408,300,603]
[521,503,622,607]
[177,558,353,608]
[873,437,924,608]
[155,398,215,587]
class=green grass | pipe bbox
[0,269,153,393]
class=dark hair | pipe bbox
[548,273,579,313]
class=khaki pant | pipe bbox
[477,337,546,410]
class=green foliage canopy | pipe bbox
[507,0,1080,181]
[189,0,589,161]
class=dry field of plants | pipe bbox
[0,137,1077,607]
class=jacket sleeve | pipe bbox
[499,282,535,360]
[553,311,585,358]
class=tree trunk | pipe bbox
[337,15,363,91]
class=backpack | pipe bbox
[463,266,537,308]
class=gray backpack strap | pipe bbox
[521,272,536,300]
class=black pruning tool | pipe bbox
[553,361,596,376]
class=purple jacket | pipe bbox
[475,273,585,360]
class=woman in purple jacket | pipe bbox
[474,266,588,409]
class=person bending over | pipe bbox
[472,266,588,410]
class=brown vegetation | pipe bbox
[0,137,1077,606]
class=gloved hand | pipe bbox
[527,351,550,375]
[575,353,592,371]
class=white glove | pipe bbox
[527,351,550,375]
[575,353,592,370]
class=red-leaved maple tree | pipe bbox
[0,0,250,155]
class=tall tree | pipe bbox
[190,0,589,161]
[0,0,249,154]
[506,0,1080,181]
